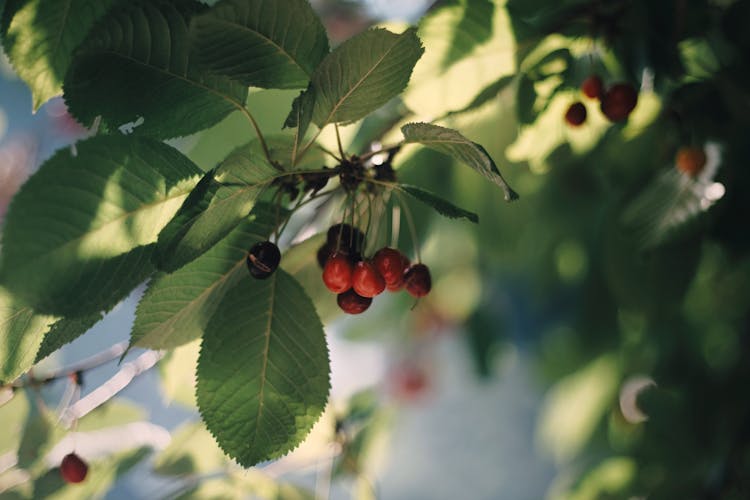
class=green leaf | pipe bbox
[0,135,202,316]
[311,27,424,127]
[154,145,279,272]
[0,286,54,383]
[196,269,330,467]
[445,74,516,118]
[516,74,537,125]
[440,0,495,70]
[401,122,519,201]
[191,0,329,89]
[153,422,226,476]
[1,0,116,110]
[34,312,103,363]
[399,184,478,223]
[284,85,316,162]
[63,0,248,139]
[132,204,279,350]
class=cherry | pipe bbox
[600,83,638,122]
[581,75,604,100]
[323,254,354,293]
[352,261,386,298]
[373,247,409,285]
[60,452,88,484]
[675,146,707,177]
[327,223,365,253]
[337,289,373,314]
[390,364,429,401]
[404,264,431,298]
[246,241,281,279]
[316,242,332,269]
[385,251,411,291]
[565,102,587,127]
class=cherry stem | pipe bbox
[358,142,404,162]
[334,123,347,160]
[395,191,421,263]
[316,144,344,163]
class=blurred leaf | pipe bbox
[0,136,201,316]
[153,422,226,476]
[311,28,424,127]
[444,74,516,118]
[401,122,519,201]
[440,0,495,70]
[64,0,247,138]
[0,286,54,383]
[159,340,199,407]
[132,204,279,350]
[196,270,330,467]
[191,0,329,89]
[17,397,60,471]
[536,355,619,464]
[399,184,478,223]
[0,391,29,454]
[1,0,116,110]
[516,74,538,124]
[34,312,103,363]
[75,400,146,432]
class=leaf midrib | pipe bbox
[204,18,309,77]
[253,271,277,448]
[317,33,406,126]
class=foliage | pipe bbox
[2,0,750,497]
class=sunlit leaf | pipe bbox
[0,286,54,383]
[311,28,424,127]
[401,122,519,201]
[1,0,116,110]
[196,269,330,467]
[0,135,201,316]
[191,0,329,89]
[64,0,247,139]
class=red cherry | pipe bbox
[60,453,88,484]
[352,261,386,298]
[404,264,431,298]
[675,146,707,177]
[322,254,353,293]
[373,247,409,287]
[337,289,373,314]
[581,75,604,100]
[564,102,587,126]
[390,364,429,401]
[600,83,638,122]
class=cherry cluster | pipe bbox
[675,146,707,178]
[318,223,431,314]
[565,75,639,127]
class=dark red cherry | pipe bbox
[581,75,604,100]
[337,289,373,314]
[600,83,638,122]
[373,247,409,287]
[565,102,587,126]
[327,223,365,253]
[246,241,281,279]
[404,264,431,298]
[317,242,332,269]
[352,261,386,298]
[323,254,353,293]
[60,453,88,484]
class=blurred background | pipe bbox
[2,0,750,498]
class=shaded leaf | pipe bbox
[445,74,516,118]
[440,0,495,70]
[401,122,519,201]
[399,184,478,223]
[311,28,423,127]
[196,269,330,467]
[191,0,329,89]
[0,135,201,316]
[132,204,279,350]
[155,143,283,273]
[0,286,54,383]
[34,312,103,363]
[283,85,316,163]
[63,0,247,139]
[1,0,116,110]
